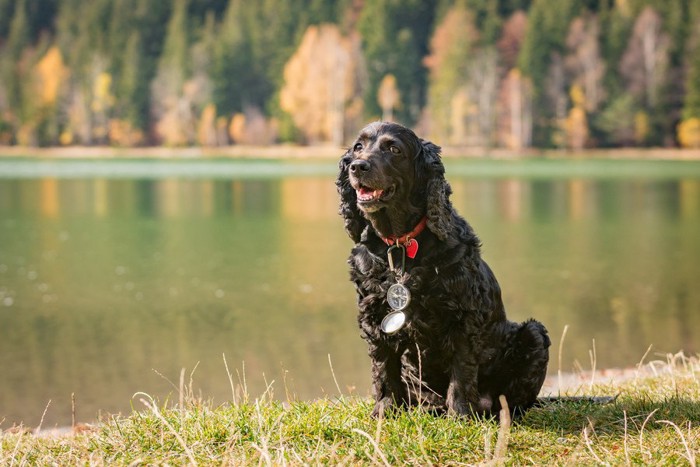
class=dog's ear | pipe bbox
[418,139,454,242]
[336,151,367,243]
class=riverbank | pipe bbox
[2,144,700,160]
[2,353,698,465]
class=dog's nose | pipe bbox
[349,159,370,173]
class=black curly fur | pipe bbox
[337,122,551,417]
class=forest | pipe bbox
[1,0,700,149]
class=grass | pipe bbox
[1,353,699,466]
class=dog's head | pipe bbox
[337,122,453,242]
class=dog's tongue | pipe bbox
[357,187,383,201]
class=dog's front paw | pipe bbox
[446,398,473,416]
[447,394,489,416]
[371,397,396,418]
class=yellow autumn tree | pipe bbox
[92,72,115,142]
[108,119,144,147]
[229,113,246,143]
[377,74,400,122]
[634,111,650,144]
[197,103,218,146]
[564,84,589,149]
[678,118,700,148]
[35,46,69,106]
[227,108,278,145]
[280,24,365,145]
[24,45,69,145]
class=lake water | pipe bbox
[1,157,700,428]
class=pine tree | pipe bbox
[599,2,632,97]
[0,0,16,39]
[0,0,31,137]
[5,0,30,60]
[151,0,193,145]
[682,25,700,121]
[687,0,700,121]
[499,0,533,17]
[464,0,502,44]
[648,0,692,145]
[116,31,146,140]
[518,0,579,146]
[212,0,248,116]
[130,0,171,137]
[518,0,548,100]
[159,0,190,83]
[358,0,436,125]
[677,4,700,147]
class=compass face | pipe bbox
[387,283,410,311]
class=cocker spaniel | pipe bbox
[337,121,550,417]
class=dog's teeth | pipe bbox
[357,188,383,201]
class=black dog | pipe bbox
[337,122,550,417]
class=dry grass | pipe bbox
[1,352,699,465]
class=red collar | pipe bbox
[380,216,428,247]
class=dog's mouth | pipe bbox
[356,184,395,205]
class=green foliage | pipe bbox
[211,0,243,116]
[599,3,632,92]
[158,0,190,86]
[518,0,580,146]
[117,31,148,128]
[682,19,700,120]
[463,0,502,44]
[211,0,339,120]
[5,0,31,60]
[517,0,548,95]
[0,0,699,147]
[497,0,533,16]
[130,2,173,129]
[595,94,638,146]
[358,0,436,125]
[0,0,15,38]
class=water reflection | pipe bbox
[1,165,699,427]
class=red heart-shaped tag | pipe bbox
[405,239,419,259]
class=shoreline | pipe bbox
[1,144,700,160]
[18,364,663,438]
[4,354,697,465]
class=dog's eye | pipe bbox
[389,145,401,155]
[353,143,363,152]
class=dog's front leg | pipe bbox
[446,342,483,416]
[369,345,405,417]
[446,363,481,415]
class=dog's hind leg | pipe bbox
[489,319,551,414]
